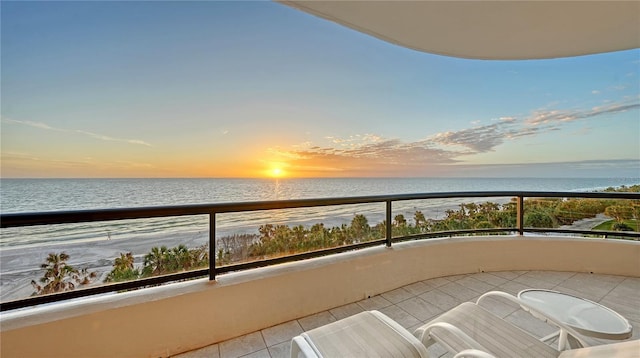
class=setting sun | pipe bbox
[270,167,285,178]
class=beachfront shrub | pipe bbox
[612,222,634,231]
[604,185,640,193]
[141,245,209,277]
[350,214,370,239]
[524,210,555,228]
[394,214,407,227]
[105,252,141,283]
[605,205,634,223]
[31,252,97,296]
[414,211,426,228]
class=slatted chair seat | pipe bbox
[415,302,560,358]
[291,310,429,358]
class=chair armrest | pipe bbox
[290,335,320,358]
[476,290,522,306]
[414,321,489,354]
[453,349,497,358]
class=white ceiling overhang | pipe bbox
[279,0,640,60]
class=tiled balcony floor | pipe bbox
[174,271,640,358]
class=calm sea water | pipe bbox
[1,178,638,248]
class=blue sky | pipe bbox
[2,1,639,178]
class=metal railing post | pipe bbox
[386,200,392,247]
[516,195,524,236]
[209,212,216,280]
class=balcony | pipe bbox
[1,191,639,357]
[174,270,640,358]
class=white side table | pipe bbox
[517,289,632,350]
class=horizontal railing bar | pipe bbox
[524,228,640,238]
[391,228,515,243]
[2,191,638,228]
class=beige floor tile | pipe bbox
[356,294,393,310]
[456,276,496,294]
[378,304,422,329]
[513,275,557,290]
[267,341,291,358]
[554,282,610,302]
[396,296,443,321]
[520,271,575,285]
[598,296,640,322]
[297,311,336,331]
[472,272,508,286]
[239,349,270,358]
[381,287,415,304]
[172,344,219,358]
[565,273,624,293]
[609,278,640,297]
[490,271,524,280]
[418,288,461,312]
[421,277,451,288]
[443,274,468,282]
[437,281,479,301]
[496,280,531,296]
[261,320,303,347]
[426,343,450,358]
[403,280,431,295]
[329,302,364,320]
[219,332,266,358]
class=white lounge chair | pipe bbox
[291,291,637,357]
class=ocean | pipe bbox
[1,177,638,249]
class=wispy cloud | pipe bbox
[269,136,465,175]
[1,151,156,175]
[524,103,640,126]
[2,118,152,147]
[271,98,639,175]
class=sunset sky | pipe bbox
[2,1,639,179]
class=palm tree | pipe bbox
[143,246,170,276]
[114,252,135,271]
[170,245,191,271]
[394,214,407,227]
[31,252,96,295]
[105,252,140,283]
[414,211,426,228]
[350,214,370,240]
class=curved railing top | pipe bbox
[3,191,639,228]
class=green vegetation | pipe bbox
[31,253,97,296]
[593,220,639,232]
[603,184,640,193]
[105,244,209,283]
